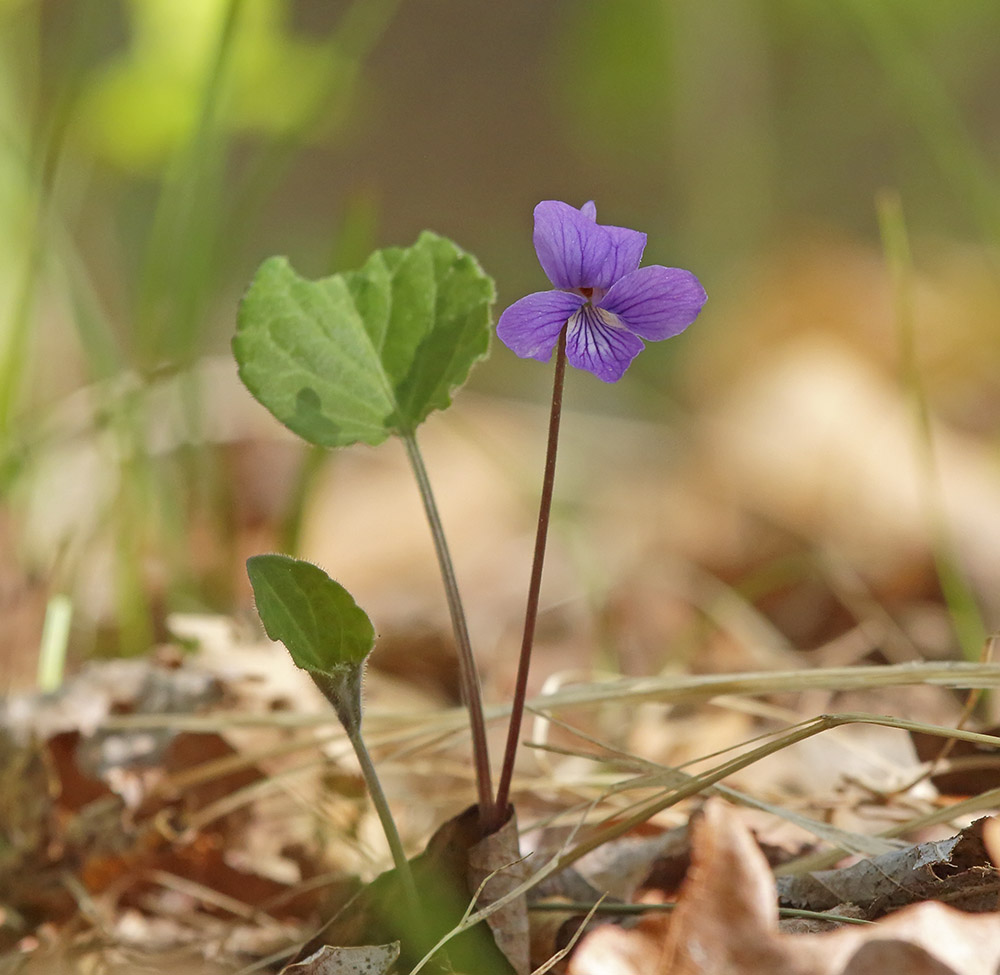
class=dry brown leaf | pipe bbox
[568,798,1000,975]
[776,816,1000,917]
[564,919,670,975]
[911,727,1000,796]
[468,807,530,975]
[311,804,516,974]
[657,798,787,974]
[982,817,1000,880]
[279,942,399,974]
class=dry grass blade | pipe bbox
[523,709,904,857]
[91,660,1000,740]
[545,713,1000,878]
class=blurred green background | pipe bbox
[2,0,1000,671]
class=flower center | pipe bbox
[578,287,593,299]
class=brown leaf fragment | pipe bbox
[45,731,114,811]
[568,799,785,974]
[565,917,671,975]
[776,817,1000,917]
[836,937,960,975]
[820,902,1000,975]
[576,827,690,902]
[311,805,516,974]
[279,942,400,974]
[524,821,685,969]
[468,807,530,975]
[910,727,1000,796]
[658,798,788,974]
[528,898,587,972]
[567,800,1000,975]
[159,730,266,814]
[526,821,690,903]
[982,817,1000,904]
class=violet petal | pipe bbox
[599,266,707,341]
[591,224,647,291]
[565,305,645,383]
[533,200,612,291]
[496,289,585,362]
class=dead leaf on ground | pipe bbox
[776,816,999,917]
[307,804,517,975]
[567,799,1000,975]
[910,725,1000,796]
[468,807,530,975]
[0,656,342,961]
[280,942,399,974]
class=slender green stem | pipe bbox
[343,720,420,912]
[311,668,420,914]
[401,432,496,827]
[495,328,568,820]
[527,901,873,926]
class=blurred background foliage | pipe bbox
[1,0,999,674]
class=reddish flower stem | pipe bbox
[493,327,567,825]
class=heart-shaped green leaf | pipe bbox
[246,554,374,672]
[233,231,495,447]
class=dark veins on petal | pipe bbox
[571,305,641,376]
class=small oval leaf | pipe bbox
[246,554,375,672]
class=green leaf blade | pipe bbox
[246,554,375,673]
[394,232,495,425]
[233,233,495,448]
[235,256,396,447]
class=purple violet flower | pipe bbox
[497,200,707,382]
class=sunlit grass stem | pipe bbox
[137,0,240,367]
[848,2,1000,247]
[402,432,496,828]
[494,327,568,823]
[0,0,93,434]
[876,190,988,663]
[36,594,72,693]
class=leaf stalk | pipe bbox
[402,431,497,828]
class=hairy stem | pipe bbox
[402,432,496,828]
[495,328,567,819]
[344,720,420,911]
[311,667,420,914]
